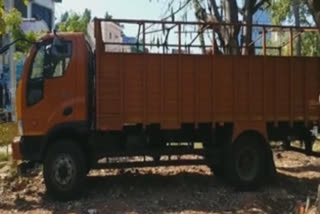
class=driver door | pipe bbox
[23,39,77,136]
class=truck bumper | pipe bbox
[12,136,22,160]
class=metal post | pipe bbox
[5,0,16,121]
[1,43,5,109]
[262,27,267,56]
[142,23,146,53]
[290,28,294,56]
[178,24,181,54]
[212,27,215,55]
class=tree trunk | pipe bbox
[293,0,301,56]
[193,0,207,54]
[221,0,240,55]
[242,1,255,55]
[307,0,320,30]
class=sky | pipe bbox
[54,0,194,40]
[54,1,271,52]
[55,0,170,22]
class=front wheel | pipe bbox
[225,135,267,190]
[43,139,86,201]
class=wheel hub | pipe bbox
[53,154,75,186]
[236,147,259,181]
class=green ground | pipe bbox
[313,140,320,152]
[0,123,17,146]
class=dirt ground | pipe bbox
[0,149,319,214]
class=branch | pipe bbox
[161,0,193,21]
[209,0,222,23]
[253,0,270,14]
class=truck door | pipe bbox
[23,38,76,135]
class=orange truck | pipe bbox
[10,18,320,200]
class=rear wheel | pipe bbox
[209,164,224,177]
[43,139,86,201]
[225,135,267,190]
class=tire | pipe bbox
[43,139,86,201]
[283,139,291,150]
[209,164,224,177]
[225,135,266,190]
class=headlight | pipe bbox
[18,120,24,136]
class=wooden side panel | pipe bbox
[250,57,264,120]
[213,56,234,121]
[276,58,290,121]
[146,55,161,123]
[306,58,320,120]
[123,55,144,123]
[162,55,179,129]
[97,54,122,130]
[196,55,212,122]
[292,58,305,120]
[234,57,250,120]
[264,57,275,121]
[181,55,195,123]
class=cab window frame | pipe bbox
[45,40,73,80]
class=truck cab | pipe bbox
[13,33,90,161]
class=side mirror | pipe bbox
[52,37,72,58]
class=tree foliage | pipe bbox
[56,9,92,33]
[269,0,291,25]
[307,0,320,30]
[0,0,39,53]
[0,0,5,35]
[0,0,23,36]
[267,0,320,56]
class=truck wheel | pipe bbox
[43,139,86,201]
[225,135,266,190]
[209,164,224,177]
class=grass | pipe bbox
[313,140,320,152]
[0,151,9,162]
[0,123,18,146]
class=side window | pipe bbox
[51,56,71,78]
[46,41,72,79]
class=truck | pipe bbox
[10,18,320,200]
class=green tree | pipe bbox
[0,0,40,53]
[0,0,5,35]
[57,9,92,33]
[307,0,320,30]
[268,0,320,57]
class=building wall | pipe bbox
[88,21,130,52]
[14,0,57,31]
